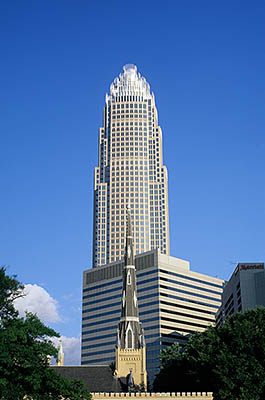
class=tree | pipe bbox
[0,266,24,321]
[0,267,91,400]
[153,308,265,400]
[159,341,183,368]
[152,342,187,393]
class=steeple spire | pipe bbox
[114,205,147,390]
[117,205,144,350]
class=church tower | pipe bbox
[114,205,147,390]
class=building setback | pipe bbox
[216,262,265,327]
[93,64,169,268]
[82,249,224,382]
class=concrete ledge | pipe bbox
[92,393,213,400]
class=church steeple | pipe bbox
[118,205,144,349]
[114,205,147,390]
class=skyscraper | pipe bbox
[93,64,169,268]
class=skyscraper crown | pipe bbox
[107,64,151,100]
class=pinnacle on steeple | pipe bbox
[56,339,64,366]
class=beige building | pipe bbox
[93,64,169,268]
[82,249,224,382]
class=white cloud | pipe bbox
[14,284,81,365]
[14,284,61,323]
[53,336,81,365]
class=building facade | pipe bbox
[216,262,265,326]
[93,64,169,268]
[82,250,224,382]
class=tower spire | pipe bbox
[117,205,144,349]
[114,203,147,389]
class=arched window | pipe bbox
[127,329,132,349]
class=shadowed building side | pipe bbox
[216,262,265,326]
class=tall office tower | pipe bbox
[93,64,169,268]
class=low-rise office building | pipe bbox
[82,249,224,382]
[216,262,265,327]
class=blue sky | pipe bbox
[0,1,265,361]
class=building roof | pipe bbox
[108,64,152,101]
[52,365,123,393]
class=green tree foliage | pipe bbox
[0,267,24,321]
[159,341,183,368]
[153,308,265,400]
[0,267,91,400]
